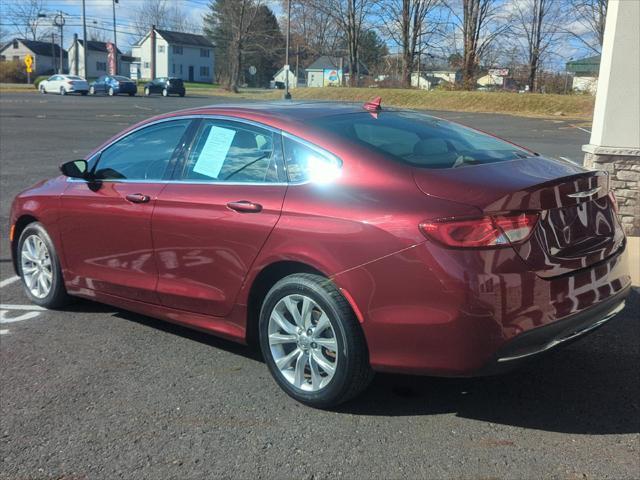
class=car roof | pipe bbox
[167,101,401,123]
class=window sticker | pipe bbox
[192,126,237,179]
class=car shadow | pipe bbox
[61,290,639,435]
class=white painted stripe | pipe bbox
[570,124,592,134]
[0,329,9,335]
[0,304,46,311]
[0,276,20,288]
[0,310,41,323]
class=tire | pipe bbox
[60,87,66,96]
[128,92,135,96]
[40,85,47,94]
[144,87,150,96]
[17,222,72,309]
[89,86,95,95]
[162,88,168,97]
[81,91,88,96]
[179,91,185,97]
[259,273,373,408]
[108,87,115,96]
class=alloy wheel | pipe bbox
[20,234,53,299]
[267,294,338,392]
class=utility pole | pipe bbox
[53,11,65,73]
[112,0,118,74]
[283,0,291,99]
[82,0,88,79]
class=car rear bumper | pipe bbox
[333,240,631,376]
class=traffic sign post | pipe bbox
[24,54,33,84]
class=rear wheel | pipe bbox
[59,87,66,96]
[108,87,115,96]
[18,223,72,309]
[81,91,88,96]
[89,86,95,95]
[40,85,47,94]
[128,92,135,96]
[259,273,373,408]
[144,87,150,96]
[162,88,168,97]
[179,91,185,97]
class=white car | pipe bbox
[39,75,89,96]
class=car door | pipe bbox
[48,75,61,91]
[151,118,288,317]
[94,75,105,92]
[151,78,162,93]
[59,118,195,303]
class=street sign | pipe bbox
[248,65,257,76]
[24,54,33,73]
[488,68,509,76]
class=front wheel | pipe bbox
[40,85,47,94]
[81,91,88,96]
[60,87,66,96]
[89,86,95,95]
[144,87,150,96]
[108,87,115,96]
[17,223,72,309]
[162,88,168,97]
[128,92,135,96]
[259,273,373,408]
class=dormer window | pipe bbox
[13,40,19,49]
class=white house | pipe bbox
[566,55,600,95]
[0,38,67,76]
[131,29,214,82]
[272,67,304,88]
[67,39,129,79]
[305,56,369,87]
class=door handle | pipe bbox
[226,200,263,213]
[126,193,150,204]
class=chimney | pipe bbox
[73,33,79,76]
[150,25,156,80]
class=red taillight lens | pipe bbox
[420,213,539,248]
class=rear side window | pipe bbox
[310,112,533,169]
[93,120,190,180]
[181,120,282,183]
[282,137,342,183]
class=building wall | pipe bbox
[572,76,598,95]
[273,69,298,88]
[67,43,127,79]
[0,41,65,75]
[134,34,214,82]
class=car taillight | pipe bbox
[420,213,539,248]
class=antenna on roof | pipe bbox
[363,97,382,112]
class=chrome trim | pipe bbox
[496,299,626,363]
[567,187,602,198]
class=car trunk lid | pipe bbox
[413,157,625,278]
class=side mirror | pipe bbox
[60,159,89,179]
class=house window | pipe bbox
[144,62,150,68]
[180,64,183,74]
[0,55,5,61]
[13,55,20,61]
[96,61,106,71]
[158,45,165,53]
[200,66,209,76]
[200,48,209,58]
[12,40,18,49]
[173,45,183,55]
[172,64,175,74]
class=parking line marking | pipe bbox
[0,276,20,288]
[0,304,46,311]
[0,310,41,323]
[569,124,592,134]
[0,329,9,335]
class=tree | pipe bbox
[243,5,284,87]
[446,0,510,89]
[512,0,565,92]
[203,0,267,91]
[567,0,608,54]
[378,0,442,87]
[88,27,109,43]
[5,0,50,41]
[310,0,375,86]
[132,0,201,38]
[358,29,389,75]
[287,0,341,60]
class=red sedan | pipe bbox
[9,101,631,408]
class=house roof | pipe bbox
[77,40,122,54]
[566,55,600,75]
[0,38,67,58]
[305,55,369,75]
[155,29,213,47]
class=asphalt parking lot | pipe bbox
[1,92,638,479]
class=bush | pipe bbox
[34,75,49,89]
[0,60,28,83]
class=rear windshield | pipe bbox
[310,111,533,169]
[169,78,183,84]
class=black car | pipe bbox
[143,77,185,97]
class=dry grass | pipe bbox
[242,87,595,120]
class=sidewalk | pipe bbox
[627,236,640,288]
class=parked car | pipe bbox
[143,77,185,97]
[89,75,137,96]
[39,74,89,95]
[9,101,630,408]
